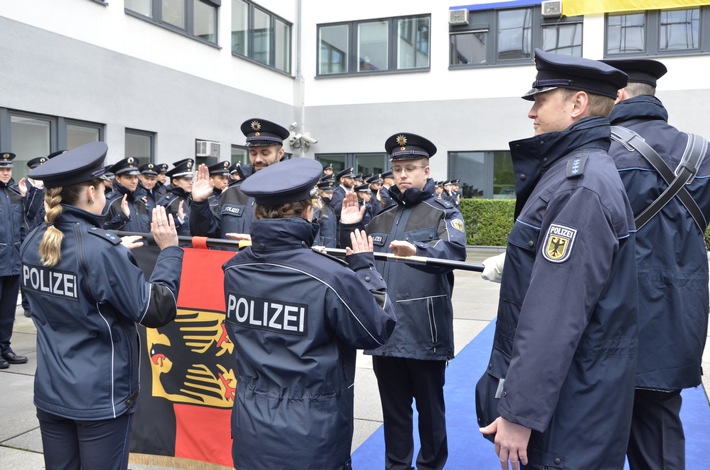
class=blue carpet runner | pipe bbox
[352,320,710,469]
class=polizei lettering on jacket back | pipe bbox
[22,264,79,300]
[226,294,307,335]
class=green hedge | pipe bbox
[461,199,710,249]
[459,199,515,246]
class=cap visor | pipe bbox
[522,86,558,101]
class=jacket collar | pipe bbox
[608,95,669,125]
[250,217,317,252]
[56,204,105,227]
[388,177,436,207]
[509,116,611,217]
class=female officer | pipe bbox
[223,158,396,470]
[20,141,184,470]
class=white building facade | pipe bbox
[2,0,709,197]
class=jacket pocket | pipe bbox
[475,347,510,440]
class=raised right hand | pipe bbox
[340,192,366,225]
[151,206,179,249]
[191,164,214,202]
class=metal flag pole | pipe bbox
[112,231,484,272]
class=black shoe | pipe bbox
[0,358,8,369]
[2,351,28,364]
[23,310,31,318]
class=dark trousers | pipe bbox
[372,356,448,470]
[0,275,20,352]
[627,389,685,470]
[37,408,134,470]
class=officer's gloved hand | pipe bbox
[481,252,505,283]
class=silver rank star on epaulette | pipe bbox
[566,154,587,178]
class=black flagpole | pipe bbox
[112,231,484,272]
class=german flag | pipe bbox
[130,243,236,468]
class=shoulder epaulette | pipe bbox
[566,154,588,178]
[311,247,348,267]
[87,227,122,245]
[431,197,454,209]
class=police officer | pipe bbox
[313,177,337,248]
[602,58,710,470]
[158,158,194,236]
[206,160,231,213]
[354,182,379,225]
[227,163,241,187]
[379,170,395,209]
[136,162,162,213]
[190,118,289,240]
[223,158,396,470]
[331,167,355,218]
[475,49,637,470]
[340,133,467,470]
[103,157,152,233]
[156,162,170,192]
[0,152,28,369]
[322,162,334,178]
[21,141,183,470]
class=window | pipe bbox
[450,7,582,67]
[0,110,104,182]
[126,0,219,45]
[66,120,102,150]
[318,15,430,76]
[448,151,514,199]
[231,0,292,74]
[231,145,248,165]
[606,7,710,56]
[125,129,155,163]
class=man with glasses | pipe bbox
[340,132,467,470]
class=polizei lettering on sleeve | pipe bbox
[22,264,79,301]
[226,294,307,336]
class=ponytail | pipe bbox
[39,187,64,267]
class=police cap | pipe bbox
[522,48,628,101]
[139,162,159,176]
[381,170,394,180]
[317,178,335,191]
[240,118,289,147]
[27,156,48,169]
[28,142,108,188]
[166,158,194,179]
[385,133,437,161]
[228,163,240,175]
[0,152,16,168]
[323,163,333,171]
[366,174,382,185]
[600,58,667,87]
[240,158,321,205]
[110,157,141,176]
[354,183,371,193]
[157,163,169,174]
[336,167,355,180]
[208,160,231,176]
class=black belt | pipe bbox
[611,126,707,232]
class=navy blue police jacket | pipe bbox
[609,95,710,391]
[158,187,192,236]
[190,184,255,238]
[476,117,638,469]
[135,181,165,213]
[103,181,152,233]
[0,179,25,277]
[313,196,337,248]
[223,217,396,470]
[24,180,46,233]
[21,205,183,420]
[330,185,347,218]
[343,178,467,361]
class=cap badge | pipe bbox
[223,161,230,169]
[251,121,262,136]
[2,153,9,160]
[396,135,408,147]
[40,158,46,164]
[148,163,154,169]
[128,157,135,164]
[187,160,193,169]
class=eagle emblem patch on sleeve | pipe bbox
[542,223,576,263]
[451,218,465,232]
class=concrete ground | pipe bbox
[1,248,708,469]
